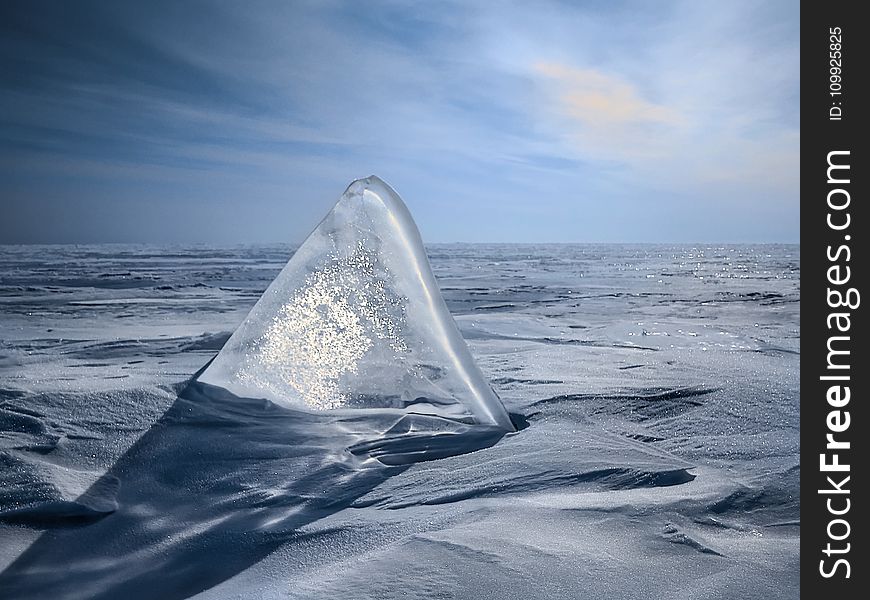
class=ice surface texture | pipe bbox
[198,176,514,430]
[0,243,799,599]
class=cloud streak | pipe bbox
[533,61,683,161]
[0,0,799,243]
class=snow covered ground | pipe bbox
[0,243,799,599]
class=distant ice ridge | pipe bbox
[198,176,514,430]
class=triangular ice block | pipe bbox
[198,176,514,430]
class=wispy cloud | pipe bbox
[533,61,682,161]
[0,0,799,243]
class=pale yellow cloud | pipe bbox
[533,61,682,161]
[531,61,798,198]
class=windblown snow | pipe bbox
[0,179,798,599]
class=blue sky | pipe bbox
[0,0,799,244]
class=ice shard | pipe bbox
[198,176,514,430]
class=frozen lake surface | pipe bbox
[0,243,799,599]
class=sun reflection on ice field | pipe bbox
[0,240,798,599]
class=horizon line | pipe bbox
[0,240,801,247]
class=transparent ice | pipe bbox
[198,176,514,430]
